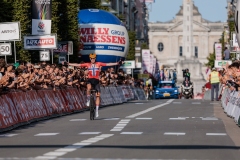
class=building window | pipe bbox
[187,36,189,41]
[187,46,189,52]
[188,7,189,11]
[187,16,189,21]
[195,46,198,57]
[158,43,164,52]
[179,46,183,56]
[187,26,189,31]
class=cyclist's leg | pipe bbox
[86,80,92,106]
[94,81,101,117]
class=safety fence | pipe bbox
[203,84,240,126]
[221,88,240,125]
[0,85,146,132]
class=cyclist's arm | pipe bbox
[68,63,88,67]
[105,62,118,66]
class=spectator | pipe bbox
[208,67,220,101]
[224,47,230,60]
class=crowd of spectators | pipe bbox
[219,60,240,92]
[0,58,145,94]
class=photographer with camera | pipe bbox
[182,68,191,81]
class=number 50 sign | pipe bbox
[0,43,12,56]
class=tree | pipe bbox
[0,0,13,22]
[12,0,31,62]
[80,0,101,10]
[57,0,80,63]
[141,43,149,49]
[205,52,215,69]
[126,31,135,60]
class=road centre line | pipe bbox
[126,99,174,118]
[0,134,18,137]
[136,118,152,120]
[121,132,143,135]
[79,132,101,135]
[34,133,59,136]
[70,119,87,121]
[164,132,186,136]
[206,133,227,136]
[169,118,186,120]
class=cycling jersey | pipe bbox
[79,62,106,79]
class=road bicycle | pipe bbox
[89,89,96,120]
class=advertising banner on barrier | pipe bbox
[32,0,52,35]
[0,22,20,41]
[24,34,57,50]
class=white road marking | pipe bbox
[0,134,18,137]
[34,133,59,136]
[110,119,131,131]
[206,133,227,136]
[103,118,120,120]
[121,132,143,135]
[136,118,152,120]
[202,117,218,120]
[70,119,87,121]
[55,148,77,152]
[79,132,101,135]
[44,152,66,156]
[164,132,186,136]
[35,156,56,159]
[210,103,219,104]
[126,99,174,118]
[169,118,186,120]
[173,102,182,104]
[32,134,113,159]
[192,102,201,104]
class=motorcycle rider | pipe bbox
[181,77,194,98]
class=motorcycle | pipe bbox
[181,84,193,99]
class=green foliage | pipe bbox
[0,0,13,22]
[205,53,215,69]
[126,31,135,60]
[80,0,101,10]
[141,43,149,49]
[12,0,31,62]
[228,14,235,41]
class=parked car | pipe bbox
[154,80,179,99]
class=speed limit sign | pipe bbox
[40,50,50,61]
[0,43,12,55]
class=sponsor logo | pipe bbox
[79,27,126,45]
[38,21,45,29]
[1,29,16,34]
[26,38,54,46]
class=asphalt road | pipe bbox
[0,99,240,160]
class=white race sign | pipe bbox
[0,43,12,55]
[40,50,50,61]
[0,22,20,41]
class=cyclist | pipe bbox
[64,53,122,118]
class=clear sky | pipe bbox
[148,0,228,23]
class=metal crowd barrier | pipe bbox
[221,87,240,125]
[0,85,146,132]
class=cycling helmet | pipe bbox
[89,53,96,59]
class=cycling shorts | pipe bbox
[87,78,100,93]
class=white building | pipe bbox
[148,0,227,93]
